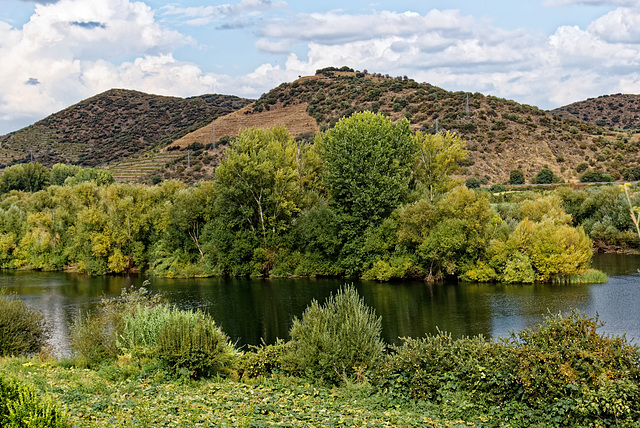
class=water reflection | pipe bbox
[1,253,639,356]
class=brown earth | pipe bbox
[167,102,319,150]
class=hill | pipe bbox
[3,68,640,185]
[550,93,640,130]
[0,89,253,168]
[168,67,640,184]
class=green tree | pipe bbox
[413,131,467,201]
[50,163,82,186]
[208,126,304,275]
[0,162,50,193]
[394,187,495,280]
[316,111,415,274]
[317,111,415,224]
[509,169,525,185]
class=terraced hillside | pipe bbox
[0,89,252,168]
[106,151,185,183]
[172,67,640,184]
[4,67,640,185]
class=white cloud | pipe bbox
[161,0,285,27]
[0,0,217,132]
[260,10,476,45]
[245,5,640,110]
[543,0,637,7]
[587,6,640,43]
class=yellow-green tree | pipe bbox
[413,131,467,201]
[208,127,304,275]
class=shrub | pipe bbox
[509,169,524,184]
[70,285,165,367]
[0,291,48,357]
[580,170,613,183]
[465,177,481,189]
[489,183,507,193]
[286,284,384,384]
[155,309,237,379]
[374,332,518,406]
[533,167,562,184]
[238,339,290,379]
[0,373,67,428]
[506,311,640,426]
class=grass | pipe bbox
[0,356,472,427]
[567,268,608,284]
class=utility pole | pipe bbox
[187,150,190,168]
[435,118,439,133]
[466,93,470,119]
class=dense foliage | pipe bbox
[71,286,237,378]
[2,113,637,281]
[0,372,68,428]
[0,291,48,357]
[2,288,640,427]
[286,284,384,383]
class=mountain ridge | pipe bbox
[2,68,638,185]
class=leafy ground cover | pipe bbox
[0,357,474,427]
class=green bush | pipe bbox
[533,167,562,184]
[374,332,518,406]
[580,170,613,183]
[509,169,525,185]
[489,183,507,193]
[70,285,165,367]
[0,373,67,428]
[286,284,384,384]
[507,311,640,425]
[373,312,640,426]
[238,339,290,379]
[155,309,237,379]
[465,177,481,189]
[0,291,48,357]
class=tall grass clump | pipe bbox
[564,268,607,284]
[0,290,48,357]
[286,284,384,384]
[0,373,68,428]
[70,284,236,378]
[70,284,164,367]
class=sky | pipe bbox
[1,0,640,135]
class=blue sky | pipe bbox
[1,0,639,134]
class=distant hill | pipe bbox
[3,69,640,185]
[0,89,252,168]
[169,67,640,184]
[550,93,640,130]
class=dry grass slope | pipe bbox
[168,103,319,150]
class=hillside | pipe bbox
[169,67,640,184]
[0,89,252,168]
[550,93,640,130]
[3,69,639,185]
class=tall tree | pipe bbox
[316,111,416,274]
[413,131,467,201]
[208,127,304,275]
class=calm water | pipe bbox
[1,253,639,356]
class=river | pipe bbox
[1,253,638,356]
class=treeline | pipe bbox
[0,111,637,280]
